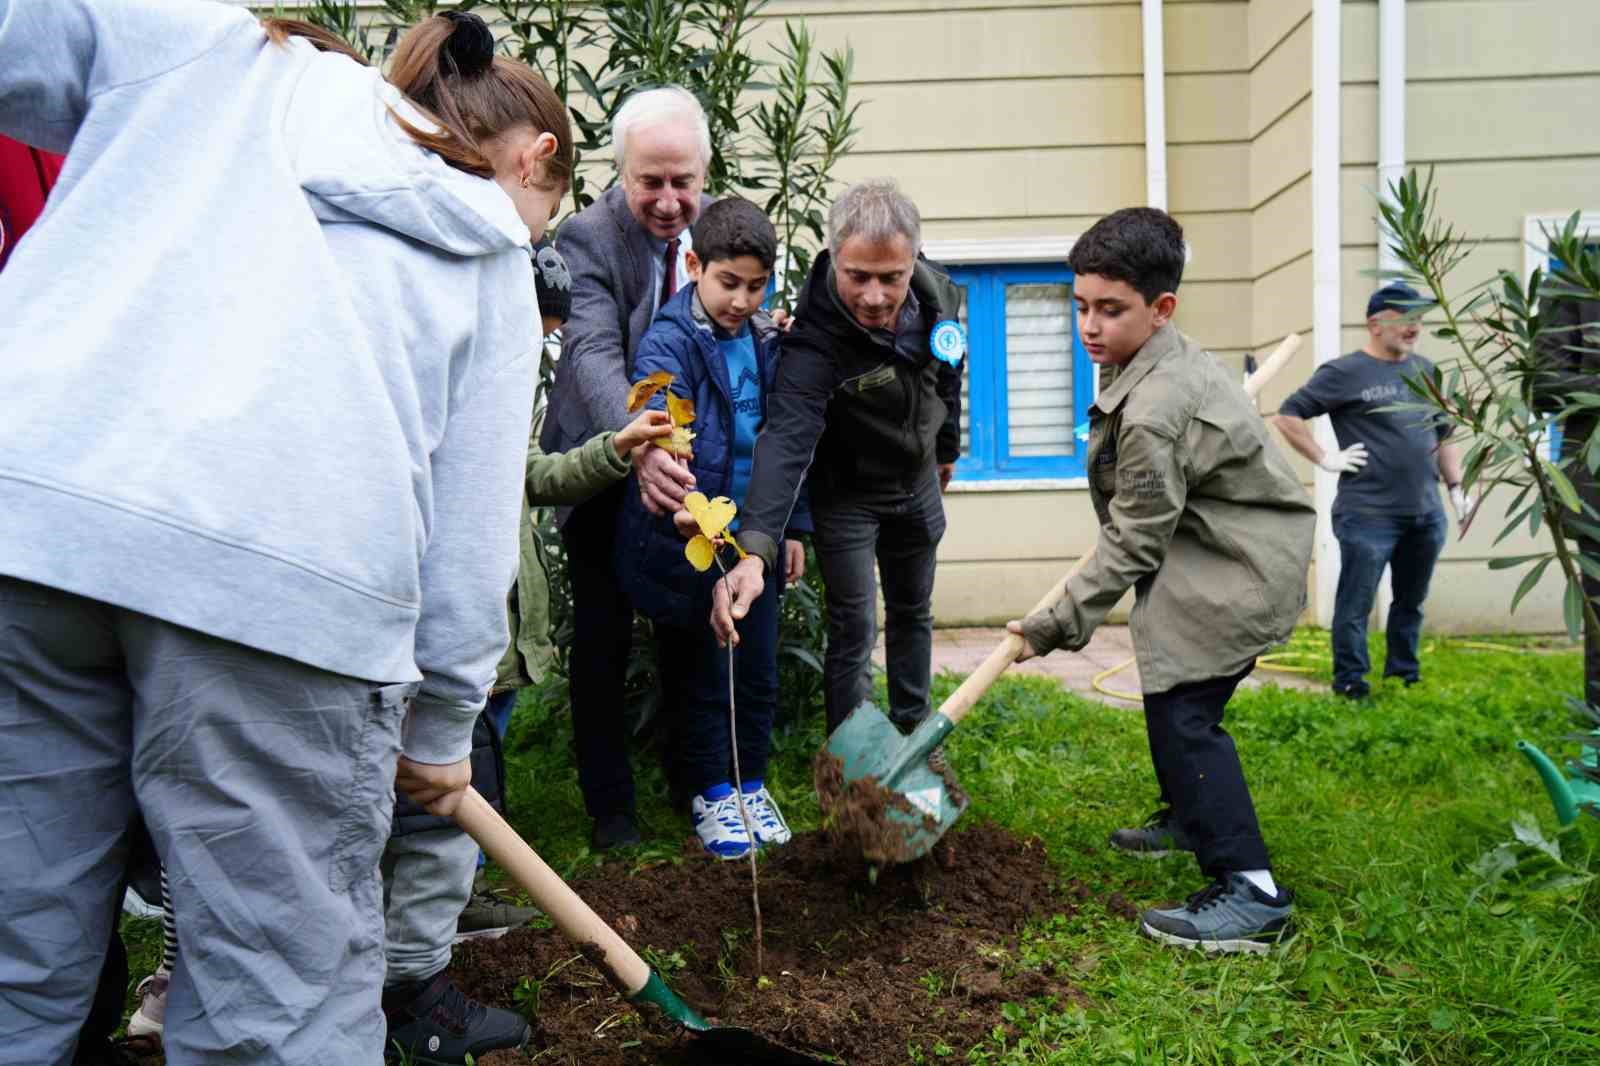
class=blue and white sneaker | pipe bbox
[740,782,793,847]
[692,785,752,860]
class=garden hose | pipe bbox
[1091,658,1143,703]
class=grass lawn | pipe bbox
[490,630,1600,1065]
[110,630,1600,1063]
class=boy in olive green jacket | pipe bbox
[1007,208,1314,956]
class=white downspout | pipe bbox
[1374,0,1405,624]
[1377,0,1406,275]
[1311,0,1343,627]
[1142,0,1167,210]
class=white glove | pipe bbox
[1449,484,1476,525]
[1318,441,1369,474]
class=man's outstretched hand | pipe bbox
[712,554,767,646]
[635,442,695,515]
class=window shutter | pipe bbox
[1003,283,1074,456]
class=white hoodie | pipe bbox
[0,0,538,764]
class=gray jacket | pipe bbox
[541,185,713,456]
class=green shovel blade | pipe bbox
[818,700,969,866]
[628,971,831,1065]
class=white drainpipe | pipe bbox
[1377,0,1406,275]
[1142,0,1167,210]
[1373,0,1406,624]
[1311,0,1343,627]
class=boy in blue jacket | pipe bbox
[616,197,810,859]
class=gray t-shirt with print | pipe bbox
[1278,350,1447,517]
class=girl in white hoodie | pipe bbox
[0,3,571,1063]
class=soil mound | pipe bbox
[460,822,1079,1065]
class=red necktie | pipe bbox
[659,237,680,309]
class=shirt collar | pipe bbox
[1091,322,1181,415]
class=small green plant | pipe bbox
[638,944,688,975]
[1470,811,1596,913]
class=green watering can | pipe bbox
[1518,733,1600,827]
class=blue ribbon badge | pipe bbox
[930,320,966,367]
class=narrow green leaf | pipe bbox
[1511,556,1554,614]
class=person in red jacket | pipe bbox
[0,133,64,271]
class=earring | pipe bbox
[520,175,532,189]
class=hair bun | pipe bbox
[440,11,495,78]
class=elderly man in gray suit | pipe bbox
[541,87,711,850]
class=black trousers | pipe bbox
[810,471,947,734]
[561,483,688,819]
[1144,662,1271,878]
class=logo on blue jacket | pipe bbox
[930,320,966,366]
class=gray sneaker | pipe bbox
[1108,809,1192,859]
[453,894,540,943]
[1139,873,1294,955]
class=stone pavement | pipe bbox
[874,624,1325,708]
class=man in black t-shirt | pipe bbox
[1274,283,1471,699]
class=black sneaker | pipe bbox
[590,811,641,851]
[1139,873,1294,955]
[384,972,530,1065]
[1108,809,1192,859]
[1333,683,1370,700]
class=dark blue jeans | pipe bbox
[653,557,782,798]
[1331,509,1447,693]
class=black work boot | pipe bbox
[383,971,529,1065]
[1108,808,1193,859]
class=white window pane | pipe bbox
[1004,283,1073,457]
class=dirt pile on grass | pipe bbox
[460,822,1080,1065]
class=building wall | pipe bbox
[287,0,1598,632]
[1337,0,1600,631]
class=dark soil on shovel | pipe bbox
[460,823,1084,1066]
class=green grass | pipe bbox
[117,631,1600,1063]
[495,632,1600,1064]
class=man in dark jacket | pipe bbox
[711,179,963,735]
[1534,282,1600,707]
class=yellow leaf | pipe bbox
[685,535,716,572]
[625,371,674,414]
[649,424,695,459]
[667,391,697,427]
[684,492,737,539]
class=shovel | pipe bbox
[815,333,1302,868]
[452,787,828,1065]
[814,553,1093,867]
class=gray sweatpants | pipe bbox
[0,577,407,1066]
[381,826,477,984]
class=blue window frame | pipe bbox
[947,262,1093,480]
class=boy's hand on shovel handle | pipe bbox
[1004,621,1035,662]
[396,755,472,817]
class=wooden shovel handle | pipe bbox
[934,334,1298,730]
[936,552,1096,728]
[452,787,650,995]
